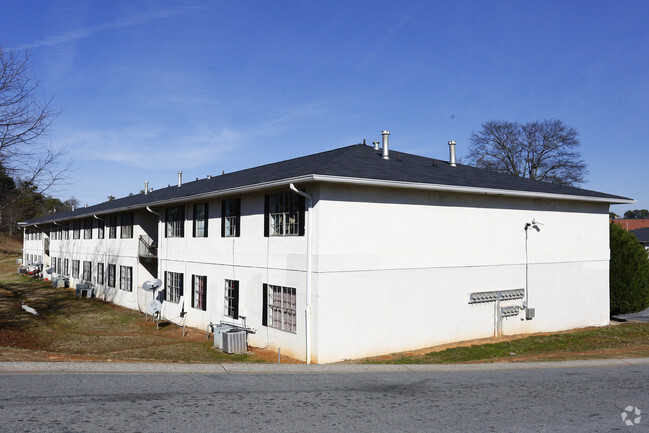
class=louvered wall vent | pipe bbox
[469,288,525,304]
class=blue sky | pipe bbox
[2,0,648,214]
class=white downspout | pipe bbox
[290,183,313,364]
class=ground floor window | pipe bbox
[97,263,104,285]
[72,260,80,278]
[52,257,57,273]
[63,258,69,276]
[83,261,92,282]
[192,275,207,311]
[165,271,183,303]
[224,279,239,319]
[268,285,296,333]
[107,264,116,288]
[120,266,132,292]
[57,258,62,276]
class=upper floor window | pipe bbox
[221,198,240,237]
[165,206,185,238]
[264,192,305,237]
[120,213,133,239]
[64,223,70,240]
[165,271,183,303]
[97,220,105,239]
[84,219,93,239]
[108,215,117,239]
[193,203,208,238]
[73,221,81,239]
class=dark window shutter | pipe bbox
[164,271,168,301]
[235,198,241,237]
[191,275,195,307]
[164,209,168,238]
[262,283,268,326]
[180,206,185,237]
[221,200,226,237]
[203,276,207,310]
[179,273,184,297]
[192,204,197,237]
[264,195,269,237]
[298,194,306,236]
[204,204,208,237]
[233,280,239,320]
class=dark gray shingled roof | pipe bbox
[630,228,649,244]
[23,143,632,225]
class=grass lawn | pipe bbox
[0,253,260,363]
[362,322,649,364]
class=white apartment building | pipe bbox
[21,138,633,363]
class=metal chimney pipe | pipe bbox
[448,140,457,167]
[177,171,182,187]
[144,181,149,194]
[372,141,380,151]
[381,130,390,160]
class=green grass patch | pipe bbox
[364,323,649,364]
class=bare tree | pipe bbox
[467,119,587,186]
[0,46,67,199]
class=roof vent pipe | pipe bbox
[448,140,457,167]
[144,181,149,194]
[381,130,390,160]
[177,171,182,187]
[372,141,380,151]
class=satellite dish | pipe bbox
[142,278,163,291]
[45,267,54,274]
[148,300,162,315]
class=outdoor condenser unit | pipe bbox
[222,331,247,354]
[213,325,233,350]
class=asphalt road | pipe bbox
[1,361,648,432]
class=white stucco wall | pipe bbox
[22,180,613,364]
[310,183,611,363]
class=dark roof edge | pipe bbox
[21,174,634,227]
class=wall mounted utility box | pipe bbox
[526,308,536,320]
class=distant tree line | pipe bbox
[624,209,649,219]
[0,165,77,235]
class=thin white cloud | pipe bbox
[16,6,195,51]
[60,124,243,170]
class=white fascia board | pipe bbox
[23,174,633,227]
[311,175,636,205]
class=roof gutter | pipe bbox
[19,174,633,227]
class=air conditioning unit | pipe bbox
[213,325,233,350]
[222,331,247,354]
